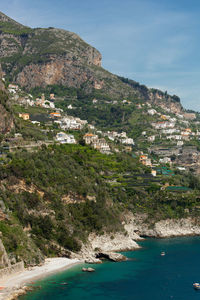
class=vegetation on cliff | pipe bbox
[0,143,200,264]
[0,11,199,269]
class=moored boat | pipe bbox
[193,283,200,290]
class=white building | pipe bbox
[162,129,180,134]
[148,109,157,115]
[152,122,175,130]
[55,132,76,144]
[148,136,155,142]
[121,138,135,145]
[159,157,171,164]
[177,141,184,146]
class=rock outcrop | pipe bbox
[71,231,140,263]
[123,212,200,238]
[0,13,102,91]
[96,252,126,262]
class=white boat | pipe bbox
[193,283,200,290]
[160,251,165,256]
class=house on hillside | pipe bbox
[50,112,61,118]
[159,157,171,164]
[83,133,98,145]
[121,137,135,145]
[148,136,155,142]
[55,132,76,144]
[152,121,175,130]
[8,84,19,93]
[19,113,29,120]
[148,109,157,115]
[139,155,152,167]
[50,94,55,100]
[93,138,110,154]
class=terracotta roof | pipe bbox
[140,155,147,159]
[84,133,94,137]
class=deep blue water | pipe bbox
[20,237,200,300]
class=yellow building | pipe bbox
[19,113,30,120]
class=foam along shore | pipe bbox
[0,257,82,300]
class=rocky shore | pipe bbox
[123,213,200,238]
[2,214,200,299]
[0,258,81,300]
[72,213,200,263]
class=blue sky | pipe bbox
[1,0,200,111]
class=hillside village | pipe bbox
[3,81,200,180]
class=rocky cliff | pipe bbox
[123,212,200,238]
[71,213,200,263]
[0,11,182,112]
[0,12,102,90]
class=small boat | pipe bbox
[193,283,200,290]
[161,252,165,256]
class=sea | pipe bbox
[20,236,200,300]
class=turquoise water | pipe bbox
[20,237,200,300]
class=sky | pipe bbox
[1,0,200,111]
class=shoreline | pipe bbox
[0,257,83,300]
[2,214,200,300]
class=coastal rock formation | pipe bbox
[88,232,140,252]
[71,231,140,263]
[140,218,200,237]
[96,252,126,262]
[123,212,200,238]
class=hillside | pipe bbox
[0,11,182,113]
[0,80,200,266]
[1,11,200,270]
[0,65,14,134]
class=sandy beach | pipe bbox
[0,257,82,300]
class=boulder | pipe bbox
[96,252,127,262]
[82,267,95,272]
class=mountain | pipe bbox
[0,11,182,113]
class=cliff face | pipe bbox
[16,56,100,90]
[148,90,182,113]
[0,17,102,90]
[123,213,200,238]
[0,11,182,112]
